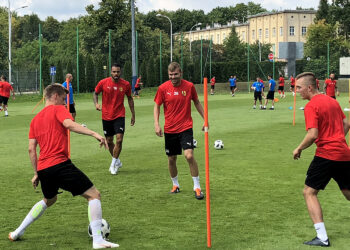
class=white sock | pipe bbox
[88,199,104,243]
[192,176,201,190]
[110,157,117,167]
[263,106,266,108]
[272,106,274,108]
[171,176,179,187]
[314,222,328,241]
[5,110,8,116]
[15,200,47,236]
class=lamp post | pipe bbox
[189,23,202,53]
[8,1,28,84]
[156,14,172,62]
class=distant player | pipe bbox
[293,72,350,247]
[0,75,15,116]
[154,62,205,200]
[278,74,285,98]
[134,75,143,98]
[290,75,295,96]
[93,63,135,175]
[228,75,237,97]
[8,84,119,249]
[251,77,264,109]
[316,78,320,90]
[210,76,215,95]
[62,73,76,120]
[263,75,276,110]
[324,73,339,99]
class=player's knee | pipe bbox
[184,150,194,161]
[303,186,316,197]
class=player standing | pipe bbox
[289,75,295,96]
[8,84,119,249]
[251,77,264,109]
[154,62,205,200]
[228,75,237,97]
[62,73,76,120]
[93,63,135,175]
[324,73,339,99]
[263,75,276,110]
[0,75,15,116]
[293,72,350,247]
[210,76,215,95]
[278,74,285,98]
[134,75,143,98]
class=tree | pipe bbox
[315,0,329,22]
[42,16,61,42]
[223,26,245,62]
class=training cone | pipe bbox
[274,98,279,102]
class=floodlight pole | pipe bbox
[156,14,172,62]
[189,23,202,60]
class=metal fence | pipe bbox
[0,70,39,94]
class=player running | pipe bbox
[154,62,205,200]
[8,84,119,249]
[93,63,135,175]
[289,75,295,96]
[278,74,285,98]
[293,72,350,247]
[324,73,339,99]
[210,76,215,95]
[0,75,15,116]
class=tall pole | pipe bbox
[200,38,203,83]
[39,23,42,95]
[156,14,172,62]
[273,45,275,80]
[209,39,212,80]
[327,41,330,77]
[131,0,137,91]
[189,23,202,61]
[247,43,250,92]
[180,33,183,70]
[76,26,79,93]
[108,29,111,75]
[160,32,162,84]
[136,30,138,76]
[8,0,11,84]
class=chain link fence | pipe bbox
[0,70,40,94]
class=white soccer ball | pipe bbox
[193,139,197,148]
[214,140,224,150]
[88,218,110,239]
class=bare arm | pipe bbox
[93,92,101,111]
[28,139,39,189]
[62,119,108,149]
[127,95,135,126]
[343,118,350,136]
[154,103,163,137]
[293,128,318,159]
[193,99,207,131]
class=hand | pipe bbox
[202,122,209,131]
[95,103,102,111]
[337,91,340,96]
[131,115,135,126]
[97,136,108,149]
[293,148,302,160]
[32,174,39,189]
[155,124,163,137]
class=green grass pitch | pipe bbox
[1,90,350,249]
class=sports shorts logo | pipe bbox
[120,127,124,131]
[165,149,169,153]
[103,130,107,134]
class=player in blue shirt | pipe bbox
[263,75,276,110]
[228,75,237,97]
[251,77,265,109]
[62,73,76,120]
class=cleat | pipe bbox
[269,107,274,110]
[194,188,204,200]
[110,165,117,175]
[261,107,266,110]
[253,105,256,109]
[169,186,180,194]
[8,232,20,241]
[93,240,119,249]
[303,237,330,247]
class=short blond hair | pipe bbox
[44,83,69,99]
[168,62,182,72]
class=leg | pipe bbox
[113,133,124,159]
[303,185,323,223]
[341,189,350,201]
[168,155,178,178]
[106,136,115,157]
[183,149,199,177]
[72,112,76,121]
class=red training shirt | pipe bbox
[29,105,73,171]
[210,77,215,86]
[304,94,350,161]
[0,81,13,98]
[324,79,337,97]
[135,78,140,88]
[278,77,284,86]
[290,77,295,86]
[95,77,131,121]
[154,79,198,134]
[316,79,320,89]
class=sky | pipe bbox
[3,0,321,21]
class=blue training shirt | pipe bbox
[269,79,276,91]
[62,81,74,104]
[229,78,236,86]
[252,81,264,92]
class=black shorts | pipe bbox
[330,96,336,99]
[290,85,295,90]
[37,160,93,199]
[278,86,284,91]
[135,87,141,91]
[211,85,215,90]
[254,91,262,101]
[230,86,236,91]
[164,128,194,156]
[102,117,125,137]
[0,96,9,105]
[266,91,275,100]
[69,104,76,114]
[305,156,350,190]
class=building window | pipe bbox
[223,33,226,40]
[289,26,295,36]
[258,29,262,39]
[242,31,245,41]
[280,27,283,36]
[291,16,294,18]
[272,27,276,37]
[217,34,220,44]
[252,30,255,40]
[265,28,269,38]
[302,26,307,36]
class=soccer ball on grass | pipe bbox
[193,139,197,148]
[88,218,110,239]
[214,140,224,150]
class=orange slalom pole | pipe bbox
[31,97,44,113]
[292,85,297,126]
[348,79,350,147]
[66,78,71,158]
[203,77,211,248]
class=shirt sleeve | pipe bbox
[95,80,104,94]
[55,106,73,123]
[191,84,199,101]
[126,83,132,97]
[154,87,164,106]
[62,82,67,88]
[304,105,318,131]
[28,120,35,139]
